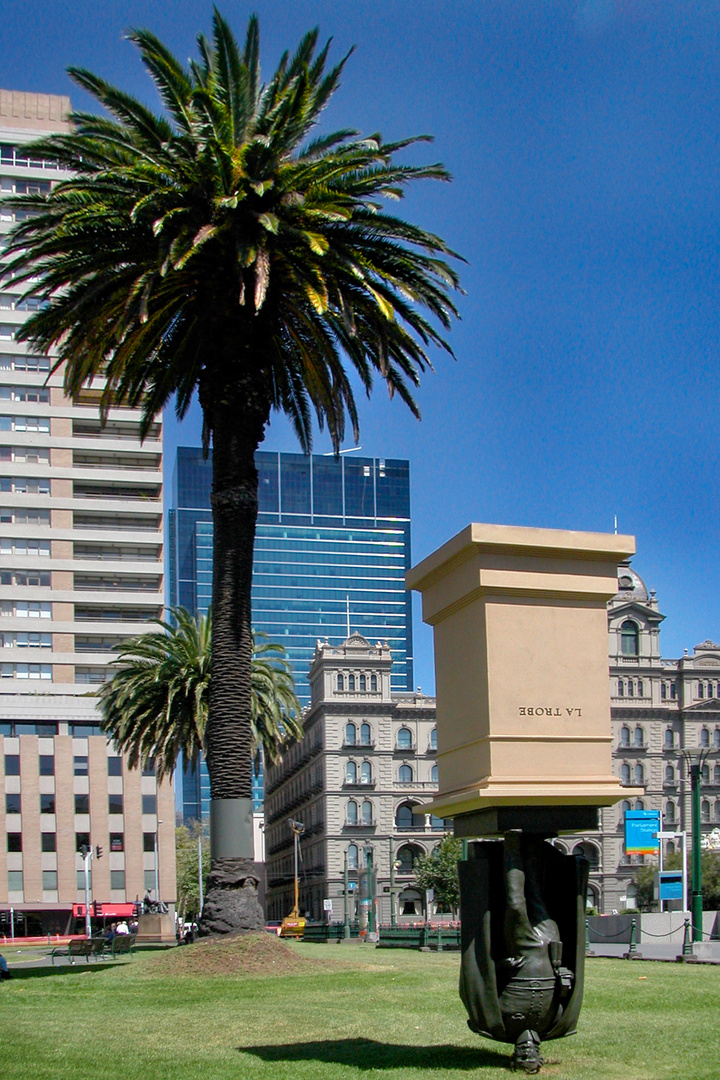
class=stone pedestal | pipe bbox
[136,913,175,943]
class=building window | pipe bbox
[714,765,720,786]
[360,761,372,785]
[76,833,90,852]
[665,801,676,823]
[345,722,356,745]
[8,870,23,893]
[110,870,126,891]
[627,680,634,697]
[41,832,56,852]
[665,765,675,784]
[142,794,157,814]
[347,844,358,870]
[634,726,644,748]
[107,757,123,777]
[346,801,358,824]
[348,674,356,691]
[701,728,710,748]
[620,620,639,657]
[359,675,366,692]
[637,680,644,696]
[395,803,415,829]
[143,833,155,853]
[337,674,344,691]
[370,675,377,692]
[39,754,55,776]
[109,794,124,815]
[634,764,644,786]
[346,761,357,784]
[572,842,600,870]
[714,729,720,749]
[7,833,21,852]
[618,680,624,697]
[42,870,58,891]
[661,682,667,700]
[709,683,715,698]
[144,870,156,892]
[74,755,89,776]
[4,754,19,775]
[698,682,704,699]
[361,801,373,825]
[40,794,55,814]
[397,727,413,750]
[664,729,674,750]
[360,723,371,745]
[76,869,91,889]
[702,800,711,823]
[715,802,720,823]
[398,764,413,783]
[431,764,439,783]
[620,726,630,747]
[430,727,437,750]
[670,682,677,699]
[430,815,445,830]
[702,764,710,784]
[397,844,422,872]
[110,833,124,852]
[5,792,20,814]
[74,794,89,814]
[635,799,644,811]
[621,764,631,785]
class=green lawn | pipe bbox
[0,943,717,1080]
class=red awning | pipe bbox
[72,904,87,917]
[97,903,136,918]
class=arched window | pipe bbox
[627,680,634,697]
[370,674,377,692]
[634,763,644,785]
[346,761,357,784]
[714,764,720,785]
[665,800,676,822]
[430,727,438,751]
[701,728,710,748]
[637,680,644,696]
[620,620,639,657]
[430,815,445,830]
[621,799,631,818]
[702,800,711,823]
[665,729,674,750]
[698,682,705,699]
[635,798,644,810]
[634,726,644,747]
[361,800,373,825]
[573,842,600,870]
[397,727,413,750]
[360,761,372,785]
[398,764,413,783]
[666,841,676,855]
[346,800,358,824]
[337,673,344,691]
[395,803,415,829]
[345,722,356,745]
[661,682,667,701]
[709,683,714,698]
[348,674,356,691]
[715,801,720,823]
[670,682,677,699]
[620,726,631,747]
[714,729,720,749]
[396,844,422,872]
[347,844,358,870]
[665,765,675,784]
[618,679,624,697]
[621,764,631,785]
[702,764,710,784]
[359,675,366,692]
[431,764,439,783]
[360,722,371,746]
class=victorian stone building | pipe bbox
[263,633,443,923]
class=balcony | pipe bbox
[342,779,376,789]
[343,740,375,750]
[344,819,376,829]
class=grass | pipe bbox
[1,942,718,1080]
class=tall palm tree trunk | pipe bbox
[200,391,269,934]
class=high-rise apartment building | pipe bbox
[170,446,415,824]
[0,91,175,934]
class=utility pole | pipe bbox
[343,849,350,939]
[81,845,93,938]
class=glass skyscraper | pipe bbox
[170,447,414,821]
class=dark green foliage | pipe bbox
[413,835,462,915]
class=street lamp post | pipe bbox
[681,749,713,943]
[343,850,350,939]
[154,819,164,904]
[389,836,397,929]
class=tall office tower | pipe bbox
[170,446,414,823]
[0,92,174,935]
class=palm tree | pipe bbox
[97,607,302,780]
[2,12,462,931]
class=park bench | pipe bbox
[103,933,136,959]
[51,939,94,965]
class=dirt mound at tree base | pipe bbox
[148,932,311,977]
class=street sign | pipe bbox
[625,810,661,854]
[323,899,333,912]
[657,871,683,901]
[347,881,357,891]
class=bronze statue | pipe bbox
[459,831,589,1074]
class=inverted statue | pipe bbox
[459,832,589,1074]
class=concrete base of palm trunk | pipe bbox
[199,797,264,935]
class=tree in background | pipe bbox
[414,836,462,916]
[633,849,720,911]
[98,606,302,777]
[176,821,210,925]
[4,11,461,931]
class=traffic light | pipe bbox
[95,845,103,859]
[79,844,89,857]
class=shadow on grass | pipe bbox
[240,1037,509,1071]
[8,961,131,980]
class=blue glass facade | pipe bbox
[170,447,414,822]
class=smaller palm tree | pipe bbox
[97,607,302,780]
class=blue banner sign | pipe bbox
[625,809,661,854]
[658,871,683,901]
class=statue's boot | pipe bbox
[511,1029,543,1074]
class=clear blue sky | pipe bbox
[5,1,720,689]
